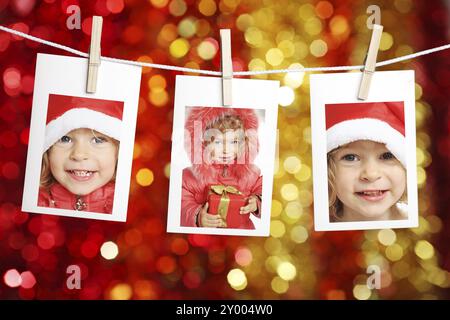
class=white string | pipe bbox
[1,25,449,76]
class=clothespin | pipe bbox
[86,16,103,93]
[220,29,233,106]
[358,24,383,100]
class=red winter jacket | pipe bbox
[38,182,115,214]
[181,163,262,229]
[181,107,263,229]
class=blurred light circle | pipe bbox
[415,240,434,260]
[315,1,334,19]
[150,0,169,8]
[227,269,247,291]
[285,201,303,219]
[106,0,124,13]
[136,168,154,186]
[178,18,197,38]
[109,283,133,300]
[266,48,284,66]
[271,276,289,294]
[4,269,21,287]
[377,229,397,246]
[197,39,218,60]
[278,86,295,107]
[235,247,253,267]
[100,241,119,260]
[277,262,297,281]
[310,39,328,57]
[3,67,21,89]
[284,63,305,88]
[20,271,36,289]
[281,183,299,201]
[353,284,371,300]
[284,156,302,174]
[290,225,308,243]
[169,0,187,16]
[330,15,349,36]
[169,38,190,58]
[380,32,394,51]
[198,0,217,16]
[270,220,286,238]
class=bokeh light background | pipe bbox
[0,0,449,299]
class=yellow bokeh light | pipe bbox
[284,63,305,88]
[281,183,299,201]
[271,276,289,294]
[379,32,394,51]
[198,0,216,16]
[415,240,435,260]
[169,38,190,58]
[377,229,397,246]
[137,55,153,74]
[169,0,187,16]
[270,220,286,238]
[278,86,295,107]
[148,75,167,90]
[271,199,283,217]
[385,244,404,261]
[178,18,197,38]
[248,58,266,72]
[298,3,315,20]
[284,201,302,219]
[310,39,328,57]
[415,83,423,100]
[290,225,308,243]
[266,48,284,66]
[353,284,371,300]
[305,17,322,36]
[278,40,295,58]
[164,163,171,178]
[227,269,247,291]
[109,283,133,300]
[136,168,154,187]
[295,164,311,182]
[245,27,263,47]
[197,40,217,60]
[283,156,302,174]
[417,166,427,186]
[101,241,119,260]
[149,90,169,107]
[330,15,349,36]
[150,0,169,8]
[236,14,254,31]
[277,262,297,281]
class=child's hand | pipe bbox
[240,196,258,215]
[198,203,224,227]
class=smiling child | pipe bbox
[38,94,123,214]
[326,102,408,222]
[181,107,262,229]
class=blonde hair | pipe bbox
[40,130,119,189]
[327,146,408,222]
[203,114,250,162]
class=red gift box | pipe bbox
[207,185,249,229]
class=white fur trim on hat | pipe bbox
[44,108,122,152]
[327,118,406,167]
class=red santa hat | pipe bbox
[326,101,406,167]
[44,94,123,152]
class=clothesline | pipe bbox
[1,25,449,76]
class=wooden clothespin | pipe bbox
[220,29,233,106]
[86,16,103,93]
[358,24,383,100]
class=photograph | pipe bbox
[181,106,264,230]
[22,53,142,222]
[310,70,418,231]
[167,75,279,236]
[38,94,123,214]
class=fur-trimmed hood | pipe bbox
[184,107,260,179]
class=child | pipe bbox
[38,94,123,214]
[181,107,263,229]
[326,102,408,222]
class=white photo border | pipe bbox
[22,53,142,222]
[167,75,279,236]
[310,70,419,231]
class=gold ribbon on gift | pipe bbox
[210,185,242,228]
